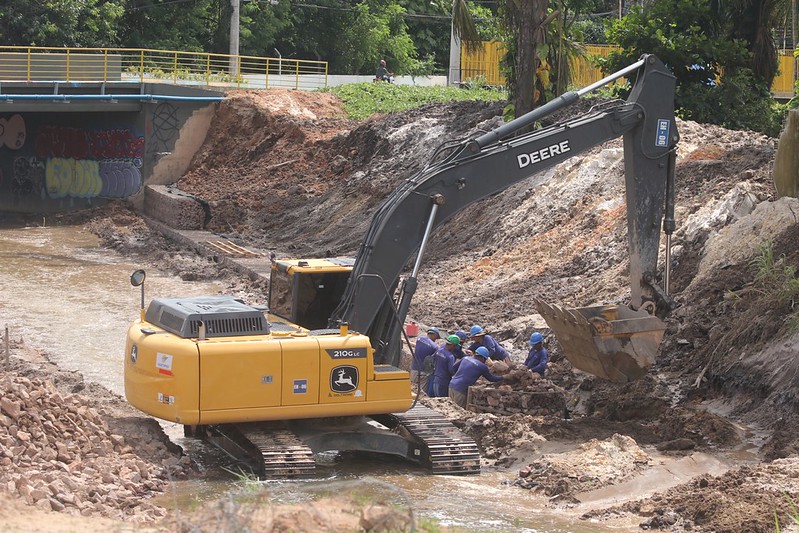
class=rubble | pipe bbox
[467,366,568,417]
[512,433,651,500]
[0,369,190,522]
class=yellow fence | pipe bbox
[0,46,329,90]
[461,42,796,98]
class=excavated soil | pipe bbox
[4,88,799,532]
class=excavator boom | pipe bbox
[330,55,679,382]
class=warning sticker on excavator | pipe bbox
[156,352,173,376]
[293,379,308,394]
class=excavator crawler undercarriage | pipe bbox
[198,405,480,479]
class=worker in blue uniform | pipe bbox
[448,346,503,407]
[466,325,510,362]
[452,330,468,359]
[524,331,548,377]
[411,327,440,386]
[429,335,461,397]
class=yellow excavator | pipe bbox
[124,55,679,477]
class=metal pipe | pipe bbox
[393,198,443,343]
[576,57,646,96]
[0,94,223,102]
[469,56,647,151]
[411,201,441,278]
[663,149,677,296]
[664,234,672,297]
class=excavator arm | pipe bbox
[330,55,679,381]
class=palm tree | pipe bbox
[719,0,790,86]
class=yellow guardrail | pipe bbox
[461,42,796,98]
[0,46,329,90]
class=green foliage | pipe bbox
[601,0,783,135]
[324,82,507,119]
[775,493,799,531]
[751,240,799,327]
[119,0,224,53]
[0,0,125,47]
[400,0,450,74]
[222,466,262,492]
[499,3,597,116]
[124,66,246,85]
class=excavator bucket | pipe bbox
[534,298,666,383]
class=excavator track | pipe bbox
[208,423,316,479]
[379,405,481,475]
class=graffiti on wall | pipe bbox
[33,125,144,199]
[148,102,180,155]
[11,157,45,199]
[0,115,26,150]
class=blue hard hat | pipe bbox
[529,332,544,346]
[455,330,468,341]
[469,325,485,337]
[475,346,490,359]
[427,327,441,337]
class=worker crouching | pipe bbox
[448,346,503,408]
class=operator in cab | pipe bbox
[448,346,503,408]
[411,327,441,386]
[466,325,510,363]
[524,331,548,377]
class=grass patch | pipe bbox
[323,82,507,120]
[222,466,262,492]
[751,239,799,329]
[776,494,799,531]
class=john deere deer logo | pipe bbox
[330,365,358,393]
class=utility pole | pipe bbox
[230,0,240,76]
[448,16,462,87]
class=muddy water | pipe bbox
[0,225,223,394]
[0,225,754,532]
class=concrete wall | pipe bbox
[0,95,217,213]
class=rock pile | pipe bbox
[513,433,651,500]
[467,366,567,416]
[0,372,189,521]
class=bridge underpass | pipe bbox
[0,81,223,213]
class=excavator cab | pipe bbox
[269,258,354,330]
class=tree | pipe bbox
[602,0,782,134]
[271,0,422,75]
[120,0,222,52]
[401,0,451,73]
[721,0,788,87]
[0,0,125,47]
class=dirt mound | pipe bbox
[419,397,545,462]
[177,92,503,255]
[513,434,651,502]
[585,457,799,532]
